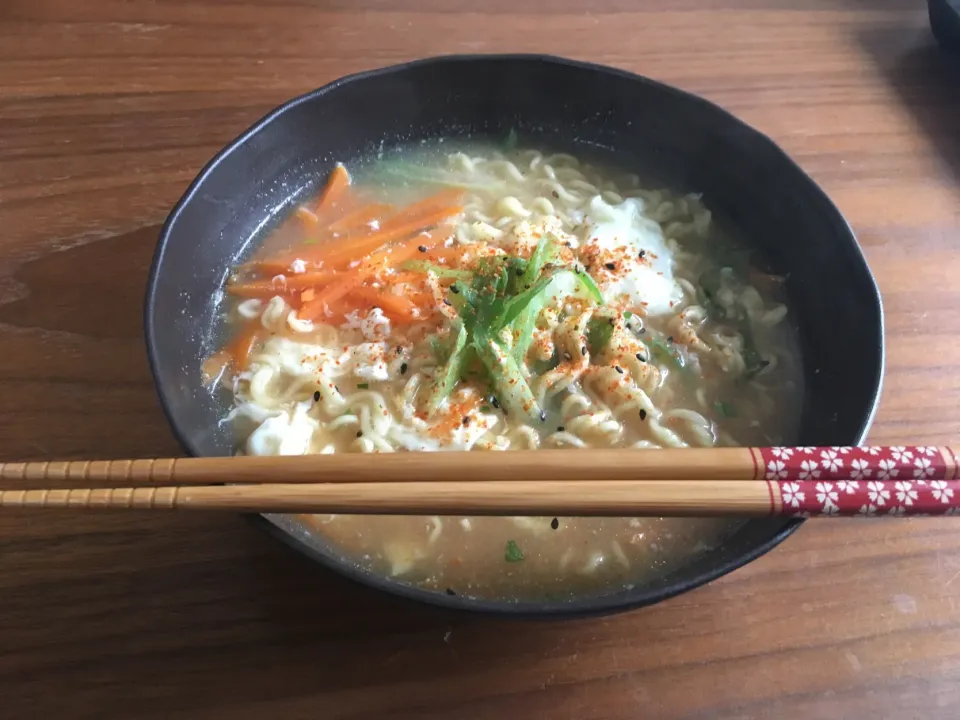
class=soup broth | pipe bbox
[207,139,803,601]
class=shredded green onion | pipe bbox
[402,260,473,281]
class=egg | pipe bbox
[580,197,683,316]
[245,403,317,455]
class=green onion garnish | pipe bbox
[505,540,524,563]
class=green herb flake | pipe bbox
[624,311,633,319]
[356,383,369,389]
[714,400,737,418]
[586,316,615,356]
[648,337,685,370]
[505,540,524,563]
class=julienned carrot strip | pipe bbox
[251,188,463,273]
[348,287,421,322]
[225,281,282,299]
[308,205,463,270]
[384,271,426,286]
[235,258,319,277]
[296,206,319,225]
[328,203,394,234]
[201,351,231,387]
[315,164,351,216]
[226,271,336,298]
[228,321,264,371]
[387,188,464,225]
[240,206,455,277]
[297,233,446,321]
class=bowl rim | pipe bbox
[144,52,884,617]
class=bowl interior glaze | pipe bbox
[145,55,883,616]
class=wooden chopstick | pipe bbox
[0,446,957,517]
[2,446,956,486]
[0,449,754,485]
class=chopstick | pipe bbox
[0,445,957,517]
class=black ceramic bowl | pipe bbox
[145,55,883,617]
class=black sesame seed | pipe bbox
[313,390,321,402]
[462,416,470,426]
[667,336,674,343]
[550,517,559,530]
[636,353,646,363]
[396,345,403,354]
[443,299,452,306]
[639,409,647,420]
[400,362,408,375]
[615,365,624,374]
[356,430,363,437]
[605,262,616,270]
[638,249,646,258]
[557,426,565,432]
[490,396,501,409]
[445,588,457,596]
[552,190,560,199]
[539,410,547,422]
[515,267,524,276]
[335,385,341,393]
[638,327,646,335]
[450,285,460,294]
[581,346,587,356]
[417,245,427,253]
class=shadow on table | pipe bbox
[0,509,668,718]
[854,22,960,186]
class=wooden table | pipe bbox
[2,1,959,717]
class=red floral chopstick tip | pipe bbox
[751,447,960,517]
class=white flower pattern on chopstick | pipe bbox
[877,459,899,480]
[836,480,859,494]
[762,447,959,516]
[850,458,872,480]
[914,457,934,482]
[816,482,839,512]
[895,481,918,506]
[891,447,913,463]
[867,481,890,507]
[766,460,787,480]
[821,449,843,473]
[781,482,804,508]
[931,480,954,504]
[798,460,820,480]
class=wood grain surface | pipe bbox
[2,1,960,718]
